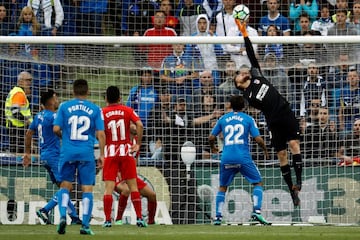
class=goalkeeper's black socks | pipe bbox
[292,154,303,188]
[280,164,293,191]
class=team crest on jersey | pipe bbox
[254,79,260,84]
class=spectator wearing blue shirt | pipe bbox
[258,0,291,36]
[160,43,201,100]
[126,67,159,157]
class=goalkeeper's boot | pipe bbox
[70,216,82,225]
[80,226,95,235]
[136,218,148,227]
[291,185,301,207]
[57,218,67,235]
[114,219,123,225]
[213,216,222,226]
[250,212,271,225]
[36,209,50,224]
[102,221,112,228]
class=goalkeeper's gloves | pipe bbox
[235,19,248,38]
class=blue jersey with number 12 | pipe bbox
[54,98,104,162]
[211,111,260,164]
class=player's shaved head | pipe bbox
[73,79,88,96]
[106,85,120,104]
[230,95,245,111]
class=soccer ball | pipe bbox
[232,4,250,22]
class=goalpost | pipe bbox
[0,35,359,225]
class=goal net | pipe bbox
[0,0,360,226]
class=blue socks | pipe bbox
[81,192,93,228]
[215,191,226,217]
[253,185,263,213]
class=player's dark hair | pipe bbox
[40,89,55,106]
[106,86,120,104]
[73,79,88,96]
[230,95,245,111]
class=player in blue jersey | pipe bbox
[53,79,105,235]
[23,90,81,225]
[209,95,270,225]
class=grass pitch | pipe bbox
[0,224,359,240]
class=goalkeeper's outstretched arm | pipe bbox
[235,19,261,70]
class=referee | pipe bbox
[233,19,302,207]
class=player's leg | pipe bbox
[102,156,119,227]
[214,164,235,225]
[241,162,270,225]
[121,156,146,227]
[114,181,130,224]
[139,184,157,224]
[57,161,75,234]
[79,161,96,235]
[289,139,302,189]
[103,180,115,227]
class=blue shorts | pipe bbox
[43,160,61,184]
[59,160,96,186]
[219,162,262,187]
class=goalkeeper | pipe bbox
[233,19,302,207]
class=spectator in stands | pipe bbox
[192,70,222,111]
[300,63,327,120]
[327,9,358,61]
[27,0,63,36]
[160,43,200,99]
[338,118,360,166]
[223,14,258,70]
[293,12,312,36]
[160,95,197,224]
[289,0,318,33]
[126,67,159,157]
[286,30,324,67]
[185,14,223,85]
[338,68,360,135]
[218,59,241,95]
[258,0,291,36]
[158,0,180,34]
[262,53,289,98]
[214,0,236,36]
[143,10,177,72]
[17,6,40,58]
[259,24,284,62]
[127,0,158,36]
[352,0,360,33]
[192,94,223,159]
[76,0,106,36]
[311,4,334,36]
[202,0,222,23]
[331,0,351,23]
[177,0,206,36]
[0,4,15,36]
[303,106,340,163]
[4,71,33,157]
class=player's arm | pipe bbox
[23,129,35,167]
[235,19,261,70]
[254,136,270,160]
[132,120,143,153]
[53,125,62,138]
[209,134,219,153]
[96,130,106,169]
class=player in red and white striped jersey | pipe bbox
[102,86,146,227]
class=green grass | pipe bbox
[1,225,360,240]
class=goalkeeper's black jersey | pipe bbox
[241,37,293,125]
